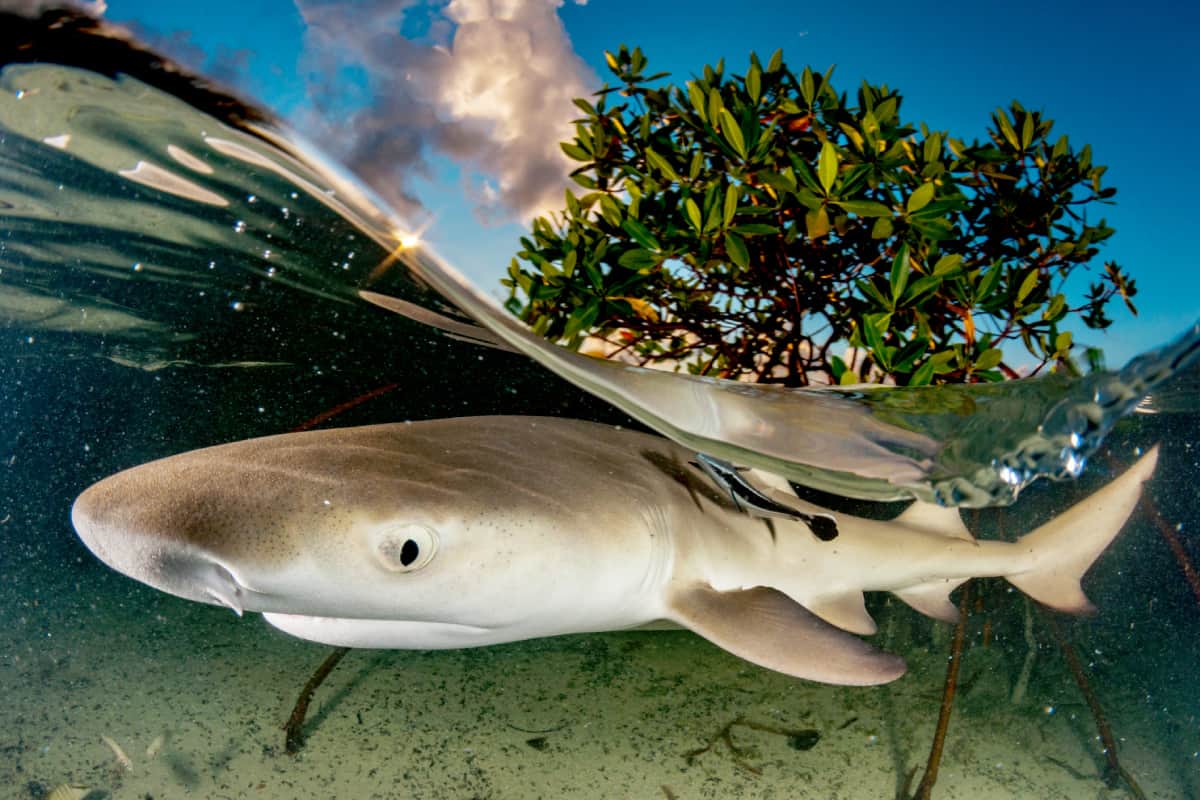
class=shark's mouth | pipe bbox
[260,612,501,650]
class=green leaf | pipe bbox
[707,89,724,127]
[932,254,963,276]
[929,349,957,374]
[975,263,1003,302]
[599,194,623,227]
[835,199,892,217]
[645,148,680,182]
[621,218,661,251]
[974,348,1003,371]
[767,48,783,74]
[1016,269,1040,304]
[687,82,707,122]
[818,141,838,194]
[746,64,762,104]
[1021,112,1034,150]
[724,231,749,268]
[1054,330,1073,353]
[563,299,600,340]
[618,248,660,271]
[1043,293,1066,321]
[859,316,882,353]
[560,142,591,161]
[800,66,815,106]
[604,50,619,73]
[685,197,703,231]
[892,336,928,372]
[906,182,935,213]
[731,223,780,236]
[909,359,935,386]
[889,244,910,303]
[904,274,943,303]
[561,249,577,277]
[830,355,848,382]
[806,207,830,239]
[718,108,747,158]
[871,216,894,239]
[723,184,739,227]
[995,108,1019,150]
[795,187,823,211]
[857,278,891,310]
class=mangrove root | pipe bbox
[284,646,350,755]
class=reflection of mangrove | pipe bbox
[0,285,177,338]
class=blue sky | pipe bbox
[105,0,1199,366]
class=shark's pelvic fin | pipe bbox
[1006,446,1159,613]
[894,501,975,541]
[667,585,906,685]
[807,591,877,634]
[893,579,968,623]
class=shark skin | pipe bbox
[71,416,1159,686]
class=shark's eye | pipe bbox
[373,524,438,573]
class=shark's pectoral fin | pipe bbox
[893,579,968,623]
[667,585,906,685]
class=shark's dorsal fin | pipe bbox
[667,585,906,685]
[893,579,968,623]
[894,501,974,541]
[806,591,877,635]
[744,467,795,496]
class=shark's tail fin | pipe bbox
[1006,446,1159,613]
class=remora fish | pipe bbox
[71,416,1158,685]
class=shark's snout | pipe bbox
[72,476,250,614]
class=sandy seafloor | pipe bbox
[3,545,1197,800]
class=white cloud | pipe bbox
[294,0,595,223]
[3,0,107,15]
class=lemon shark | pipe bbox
[71,416,1158,686]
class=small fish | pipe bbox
[46,785,89,800]
[145,733,164,759]
[100,734,132,771]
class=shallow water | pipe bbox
[1,10,1198,800]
